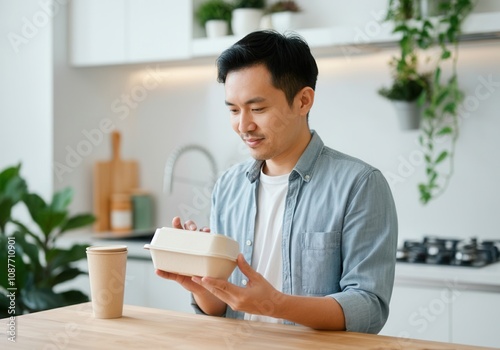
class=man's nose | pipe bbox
[238,110,256,133]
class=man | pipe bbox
[157,30,398,334]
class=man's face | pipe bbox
[224,64,308,164]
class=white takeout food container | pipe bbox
[144,227,239,279]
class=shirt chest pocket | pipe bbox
[300,231,342,296]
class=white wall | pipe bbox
[52,2,500,243]
[0,0,53,200]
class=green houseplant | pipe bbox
[0,164,95,317]
[378,0,432,130]
[266,0,301,13]
[379,0,474,204]
[196,0,233,38]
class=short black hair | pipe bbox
[216,30,319,106]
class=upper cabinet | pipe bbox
[69,0,500,67]
[69,0,192,67]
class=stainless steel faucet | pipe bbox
[163,144,218,194]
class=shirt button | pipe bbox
[245,240,252,246]
[305,175,310,181]
[242,279,248,286]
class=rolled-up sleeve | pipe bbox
[330,170,398,333]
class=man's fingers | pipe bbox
[156,269,174,279]
[171,217,208,232]
[172,216,183,229]
[183,220,197,231]
[236,253,257,280]
[195,276,233,298]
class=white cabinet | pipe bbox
[121,258,193,313]
[123,258,148,306]
[69,0,192,66]
[380,282,500,348]
[451,290,500,348]
[70,0,126,66]
[380,285,451,343]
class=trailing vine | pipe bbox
[380,0,474,204]
[417,0,473,204]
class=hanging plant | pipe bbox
[417,0,474,204]
[379,0,474,204]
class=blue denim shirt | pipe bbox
[196,131,398,334]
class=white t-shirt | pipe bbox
[244,169,289,324]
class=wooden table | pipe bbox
[1,303,494,349]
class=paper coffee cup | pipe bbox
[86,245,127,319]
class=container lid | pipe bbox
[86,245,128,253]
[148,227,239,260]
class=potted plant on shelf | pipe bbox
[196,0,233,38]
[379,0,474,204]
[377,54,430,130]
[266,0,302,33]
[231,0,265,36]
[0,164,95,317]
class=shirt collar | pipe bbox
[245,130,324,183]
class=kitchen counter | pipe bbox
[1,303,494,349]
[395,261,500,292]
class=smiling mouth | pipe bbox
[243,136,264,148]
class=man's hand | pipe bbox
[155,216,225,316]
[192,254,285,318]
[156,215,211,294]
[171,216,210,232]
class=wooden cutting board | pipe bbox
[93,131,139,232]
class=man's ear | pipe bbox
[296,87,315,116]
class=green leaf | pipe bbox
[424,108,435,119]
[11,219,44,248]
[423,19,433,30]
[51,188,73,212]
[393,24,409,33]
[429,171,438,184]
[59,290,89,306]
[434,67,442,85]
[50,267,85,287]
[437,127,453,136]
[21,285,65,312]
[36,210,68,238]
[435,151,449,164]
[441,50,451,59]
[418,135,424,146]
[443,102,457,115]
[12,230,43,282]
[0,164,27,232]
[60,214,95,234]
[419,184,431,204]
[23,193,48,224]
[47,244,88,271]
[435,89,450,106]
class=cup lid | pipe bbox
[86,245,127,253]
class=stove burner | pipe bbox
[397,236,500,268]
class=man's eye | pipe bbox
[252,108,264,112]
[229,109,239,114]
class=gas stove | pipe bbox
[397,236,500,267]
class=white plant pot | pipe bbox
[205,20,228,38]
[260,14,273,30]
[271,12,301,33]
[231,8,263,36]
[391,100,422,130]
[418,0,447,18]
